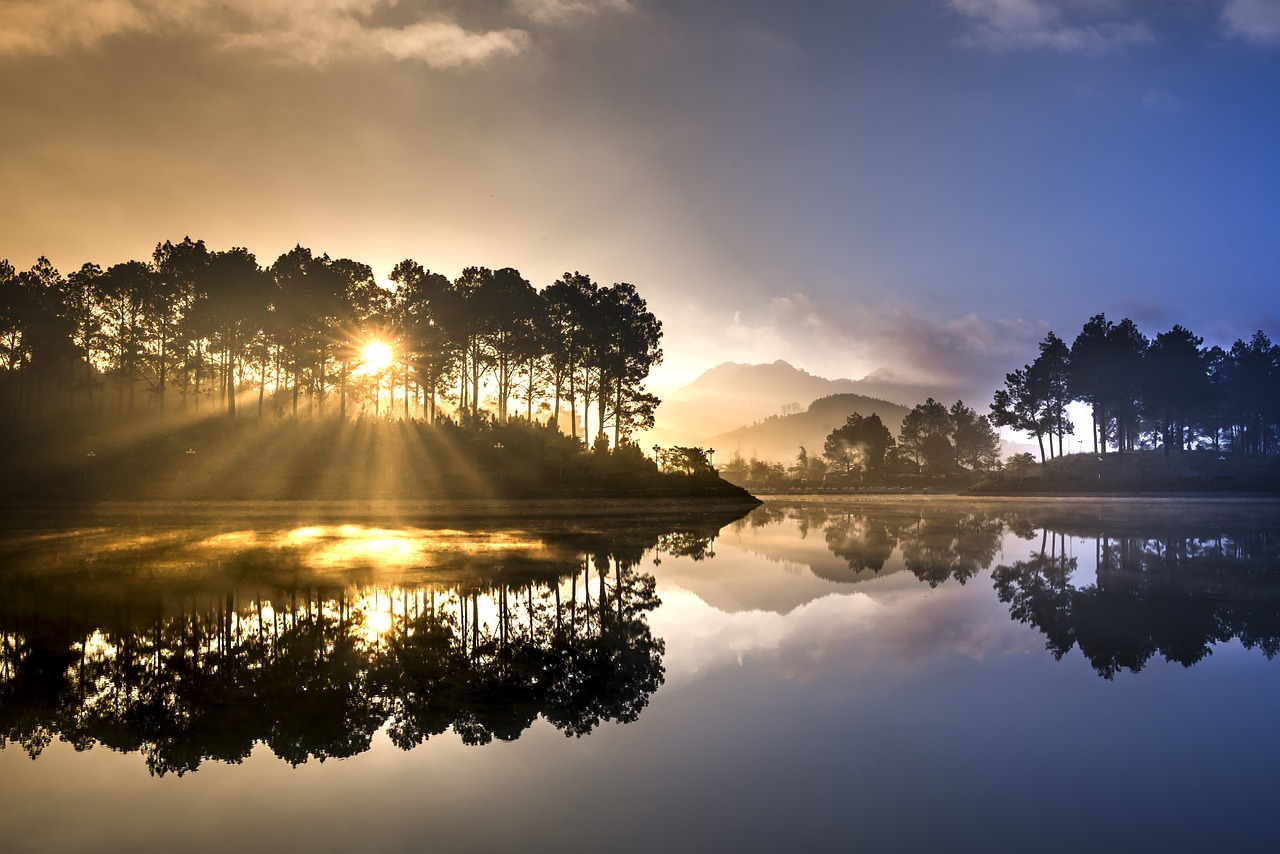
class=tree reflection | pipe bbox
[823,515,896,573]
[898,511,1004,587]
[994,526,1280,678]
[756,504,1007,584]
[0,508,736,774]
[747,500,1280,680]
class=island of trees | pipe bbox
[0,238,751,501]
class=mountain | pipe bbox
[643,359,1026,465]
[709,393,912,464]
[648,359,966,443]
[650,360,918,446]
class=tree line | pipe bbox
[990,315,1280,460]
[723,398,1001,489]
[0,238,663,447]
[822,398,1001,477]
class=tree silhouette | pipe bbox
[823,412,895,476]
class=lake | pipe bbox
[2,496,1279,853]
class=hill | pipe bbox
[708,392,912,465]
[650,360,940,447]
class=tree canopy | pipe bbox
[994,316,1280,458]
[0,240,664,449]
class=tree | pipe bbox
[480,268,540,423]
[331,257,384,418]
[1069,314,1113,454]
[1142,325,1209,454]
[655,446,714,475]
[823,412,895,476]
[1105,318,1148,453]
[899,398,954,473]
[597,282,663,446]
[203,248,269,418]
[1027,332,1072,458]
[1219,331,1280,454]
[949,400,1001,471]
[791,446,829,487]
[390,260,454,424]
[542,273,598,438]
[991,368,1047,462]
[95,260,154,412]
[152,237,208,413]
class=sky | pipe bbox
[2,0,1278,398]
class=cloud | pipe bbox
[653,578,1043,687]
[511,0,633,25]
[0,0,531,66]
[688,292,1047,400]
[1221,0,1280,45]
[0,0,147,55]
[947,0,1155,52]
[1141,86,1180,112]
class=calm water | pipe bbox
[2,496,1279,853]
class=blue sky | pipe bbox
[1,0,1277,398]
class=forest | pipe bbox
[0,238,662,443]
[990,316,1280,461]
[0,239,750,500]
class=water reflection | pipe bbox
[994,527,1280,678]
[6,498,1280,780]
[735,499,1280,678]
[0,504,744,775]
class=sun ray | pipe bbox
[359,341,393,374]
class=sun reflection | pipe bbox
[365,610,394,635]
[274,525,546,569]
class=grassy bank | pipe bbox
[970,450,1280,495]
[0,416,758,503]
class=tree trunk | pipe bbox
[228,351,236,419]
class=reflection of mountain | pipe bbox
[714,499,1280,679]
[741,505,912,585]
[0,504,749,774]
[666,503,1006,615]
[741,503,1008,588]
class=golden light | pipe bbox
[365,609,394,635]
[360,341,393,373]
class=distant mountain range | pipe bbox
[645,359,1027,463]
[648,360,939,446]
[708,393,911,465]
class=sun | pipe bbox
[360,341,393,373]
